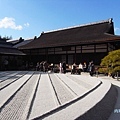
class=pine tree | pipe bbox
[98,49,120,77]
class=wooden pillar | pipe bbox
[54,48,55,63]
[81,46,82,53]
[66,51,68,64]
[45,48,48,61]
[107,43,109,52]
[74,46,76,63]
[30,50,31,62]
[94,44,96,53]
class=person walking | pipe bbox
[89,61,95,76]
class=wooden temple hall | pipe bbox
[1,18,120,70]
[18,18,120,66]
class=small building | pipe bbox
[19,18,120,66]
[0,38,25,70]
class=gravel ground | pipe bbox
[55,74,88,96]
[29,73,59,119]
[35,78,111,120]
[0,71,21,82]
[0,71,34,109]
[71,73,100,86]
[0,71,15,77]
[0,71,115,120]
[98,76,120,120]
[50,74,76,104]
[0,71,28,90]
[66,74,93,89]
[0,71,39,120]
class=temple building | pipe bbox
[0,38,25,70]
[17,18,120,66]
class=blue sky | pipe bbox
[0,0,120,39]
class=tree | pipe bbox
[0,35,12,40]
[98,49,120,76]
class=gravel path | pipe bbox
[0,71,112,120]
[0,71,15,77]
[66,74,92,89]
[0,71,21,82]
[29,73,60,119]
[71,73,100,86]
[98,76,120,120]
[55,74,88,96]
[0,71,34,109]
[39,79,111,120]
[50,74,76,104]
[0,71,28,90]
[0,71,40,120]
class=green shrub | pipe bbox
[98,49,120,74]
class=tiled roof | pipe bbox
[0,38,25,55]
[0,47,25,55]
[19,19,120,50]
[13,39,33,48]
[0,39,13,48]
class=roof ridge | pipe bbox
[43,18,113,34]
[104,32,120,37]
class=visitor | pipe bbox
[89,61,95,76]
[4,59,9,70]
[71,63,76,74]
[62,61,66,74]
[78,63,83,75]
[39,61,44,71]
[43,61,48,72]
[59,61,62,73]
[83,62,87,72]
[36,62,39,71]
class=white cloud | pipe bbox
[0,17,23,30]
[24,23,29,27]
[115,27,120,32]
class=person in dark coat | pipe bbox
[39,61,44,71]
[43,61,48,72]
[89,61,95,76]
[62,61,66,74]
[36,62,39,71]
